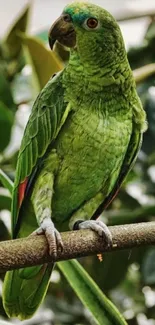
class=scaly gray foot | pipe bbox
[32,218,63,257]
[74,220,112,248]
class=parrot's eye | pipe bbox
[83,17,100,31]
[86,18,98,29]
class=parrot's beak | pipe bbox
[49,14,76,50]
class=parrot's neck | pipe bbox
[63,48,135,105]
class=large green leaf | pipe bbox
[88,251,130,292]
[3,5,30,59]
[0,102,14,152]
[19,33,63,90]
[58,260,127,325]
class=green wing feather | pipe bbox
[12,71,70,237]
[3,264,54,320]
[92,119,143,219]
[3,71,72,319]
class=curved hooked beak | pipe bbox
[48,14,76,50]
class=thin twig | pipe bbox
[0,221,155,272]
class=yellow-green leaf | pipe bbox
[19,33,63,89]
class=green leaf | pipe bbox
[58,260,127,325]
[89,251,130,292]
[3,5,30,59]
[19,33,63,90]
[0,66,15,110]
[0,169,13,194]
[0,102,14,152]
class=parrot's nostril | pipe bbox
[63,14,72,22]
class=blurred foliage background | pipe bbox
[1,1,155,324]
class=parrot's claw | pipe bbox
[32,218,63,257]
[74,220,112,248]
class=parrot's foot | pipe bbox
[73,220,112,248]
[32,218,63,257]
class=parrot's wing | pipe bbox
[92,125,142,219]
[12,72,70,236]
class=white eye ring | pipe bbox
[83,17,100,30]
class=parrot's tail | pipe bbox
[2,263,54,320]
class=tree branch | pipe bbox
[133,63,155,85]
[0,221,155,272]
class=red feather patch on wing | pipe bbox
[18,178,28,207]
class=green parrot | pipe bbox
[3,1,146,320]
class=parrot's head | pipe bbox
[49,2,125,65]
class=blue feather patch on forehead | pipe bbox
[63,3,91,23]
